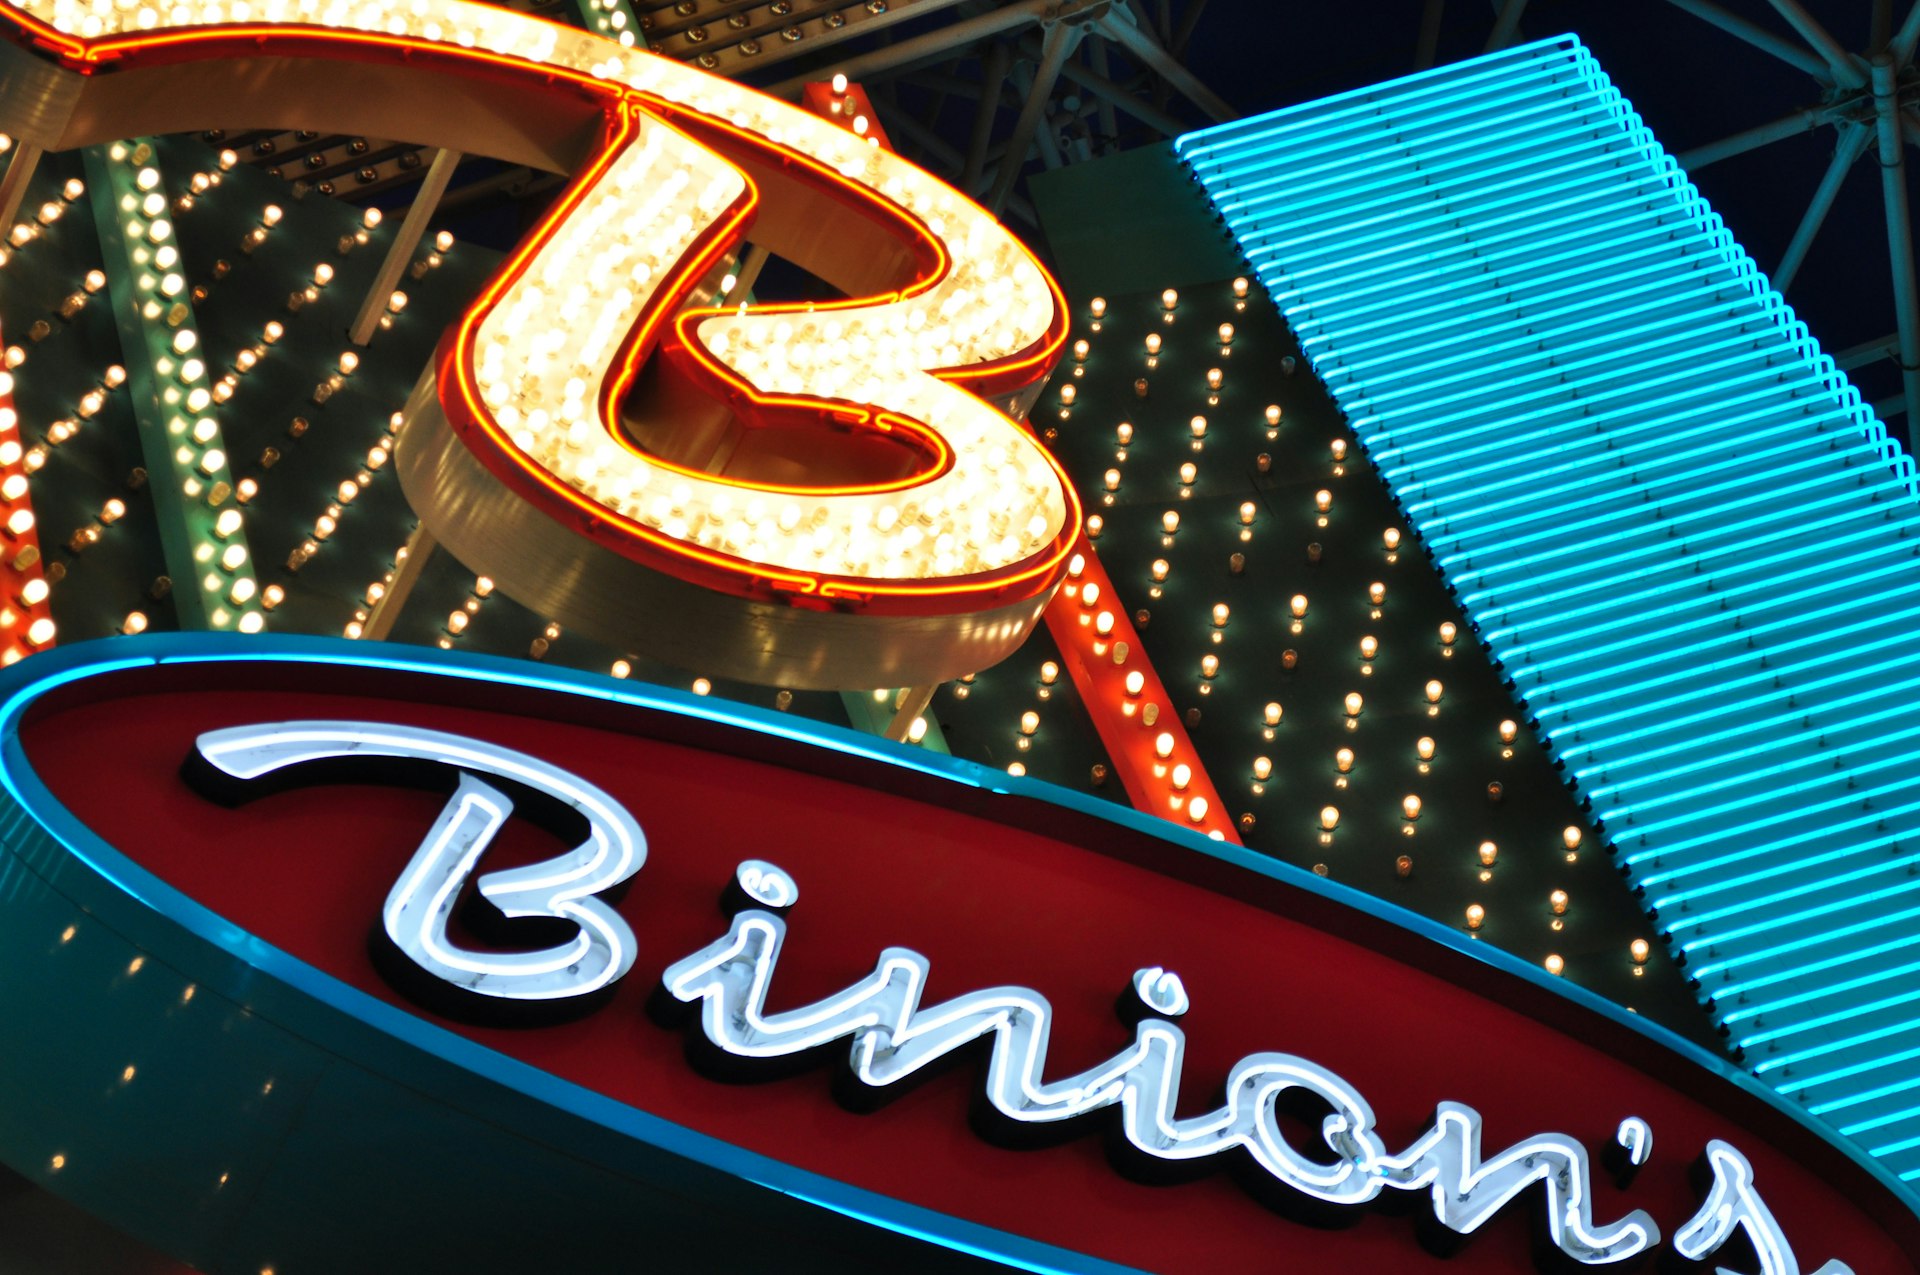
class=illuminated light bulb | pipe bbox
[1080,581,1101,609]
[262,322,283,344]
[1359,635,1378,660]
[1563,826,1583,852]
[1094,610,1115,637]
[1067,554,1085,579]
[1085,514,1104,538]
[1103,469,1121,491]
[1383,528,1402,551]
[1263,703,1282,726]
[1335,748,1354,773]
[434,230,455,253]
[1369,582,1387,606]
[1161,510,1180,535]
[1330,439,1347,461]
[4,508,31,536]
[1178,462,1196,485]
[1161,288,1178,310]
[1020,711,1040,736]
[1218,323,1235,343]
[1499,719,1519,744]
[0,474,21,501]
[17,577,46,606]
[1478,841,1499,867]
[446,610,469,635]
[1212,603,1229,627]
[1289,594,1308,618]
[1205,367,1224,390]
[236,478,257,503]
[1150,559,1170,581]
[1239,501,1256,525]
[1186,797,1209,824]
[1116,422,1133,445]
[907,716,928,744]
[1550,890,1569,916]
[1233,277,1250,297]
[1200,654,1219,679]
[1090,296,1108,318]
[1439,622,1458,646]
[1171,763,1192,791]
[474,577,495,598]
[338,351,359,375]
[1544,955,1565,977]
[1144,333,1162,356]
[1416,736,1435,761]
[1189,415,1207,439]
[1343,692,1363,717]
[197,449,225,476]
[313,263,333,286]
[831,72,849,94]
[1124,669,1145,697]
[1265,404,1282,426]
[171,329,196,354]
[1007,761,1027,777]
[1072,340,1090,361]
[1425,680,1443,704]
[228,579,255,606]
[852,114,870,137]
[692,678,712,697]
[1059,384,1076,405]
[1320,806,1340,831]
[260,204,282,227]
[1630,939,1650,965]
[25,616,53,645]
[1253,756,1272,780]
[120,611,148,636]
[1040,661,1059,685]
[261,585,283,610]
[98,499,126,526]
[1465,904,1485,931]
[1154,732,1175,759]
[220,544,247,572]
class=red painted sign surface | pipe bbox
[18,659,1917,1272]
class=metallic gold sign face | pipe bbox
[0,0,1079,686]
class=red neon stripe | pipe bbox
[1043,532,1239,843]
[0,321,53,660]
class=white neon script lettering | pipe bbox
[663,862,1653,1265]
[1673,1142,1854,1275]
[193,723,645,1002]
[186,723,1856,1270]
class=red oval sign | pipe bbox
[3,638,1915,1273]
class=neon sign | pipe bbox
[183,716,1853,1272]
[0,0,1078,685]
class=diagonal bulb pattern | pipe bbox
[17,0,1069,591]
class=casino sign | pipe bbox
[0,636,1912,1272]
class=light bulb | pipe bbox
[1154,732,1175,759]
[1465,904,1485,930]
[1550,890,1569,916]
[1478,841,1498,867]
[1263,702,1282,726]
[1320,806,1340,830]
[1253,756,1272,780]
[1343,692,1362,717]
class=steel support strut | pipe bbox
[1871,55,1920,444]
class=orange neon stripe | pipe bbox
[1044,533,1239,843]
[0,12,1082,613]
